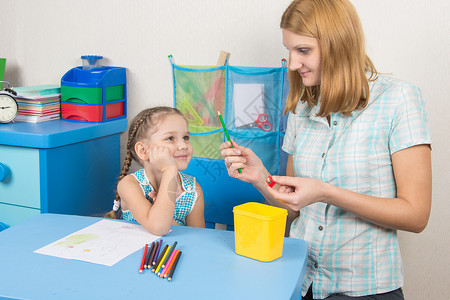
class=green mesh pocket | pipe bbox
[189,125,222,160]
[174,66,225,128]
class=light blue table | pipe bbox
[0,214,308,300]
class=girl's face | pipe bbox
[149,114,193,171]
[282,29,322,87]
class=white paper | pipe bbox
[233,83,265,127]
[34,219,161,267]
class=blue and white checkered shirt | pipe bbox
[122,169,198,226]
[282,74,431,298]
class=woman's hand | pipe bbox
[220,139,267,186]
[265,175,327,211]
[266,145,432,233]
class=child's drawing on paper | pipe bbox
[34,219,162,266]
[57,234,99,247]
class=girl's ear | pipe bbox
[135,141,150,161]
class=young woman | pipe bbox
[220,0,431,299]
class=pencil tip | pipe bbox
[217,110,221,116]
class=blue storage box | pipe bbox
[61,66,127,122]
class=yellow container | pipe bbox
[233,202,287,262]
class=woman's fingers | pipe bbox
[278,185,291,193]
[220,143,241,157]
[221,140,245,174]
[219,140,232,151]
[220,139,243,151]
[271,175,296,186]
[265,184,290,205]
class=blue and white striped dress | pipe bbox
[283,74,431,298]
[122,169,198,226]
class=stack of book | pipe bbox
[14,85,61,123]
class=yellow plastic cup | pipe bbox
[233,202,287,262]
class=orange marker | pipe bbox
[161,249,179,278]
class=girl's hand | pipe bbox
[149,146,178,174]
[220,139,266,185]
[265,175,327,211]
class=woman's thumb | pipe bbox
[271,175,292,185]
[230,138,241,149]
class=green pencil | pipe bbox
[217,111,242,173]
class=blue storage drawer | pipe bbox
[0,203,40,228]
[0,118,127,227]
[0,146,41,209]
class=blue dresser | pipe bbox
[0,119,127,227]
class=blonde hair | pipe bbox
[104,106,185,219]
[281,0,378,116]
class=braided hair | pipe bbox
[104,106,185,219]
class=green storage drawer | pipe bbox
[61,85,124,104]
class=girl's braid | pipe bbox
[105,109,154,218]
[115,109,154,200]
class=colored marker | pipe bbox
[217,110,242,173]
[155,245,171,275]
[139,244,148,273]
[163,249,179,278]
[152,240,162,266]
[144,242,155,269]
[148,241,158,269]
[167,251,182,281]
[160,241,177,270]
[266,175,277,188]
[160,247,178,278]
[154,244,169,274]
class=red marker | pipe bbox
[266,175,276,188]
[139,244,148,273]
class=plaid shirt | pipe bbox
[282,74,431,298]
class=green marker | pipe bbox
[218,111,242,173]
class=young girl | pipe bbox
[105,106,205,235]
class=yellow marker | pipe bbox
[155,246,170,275]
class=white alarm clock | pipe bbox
[0,81,18,123]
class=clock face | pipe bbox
[0,94,19,123]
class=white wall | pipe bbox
[2,1,449,299]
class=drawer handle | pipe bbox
[0,163,9,182]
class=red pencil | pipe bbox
[139,244,148,273]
